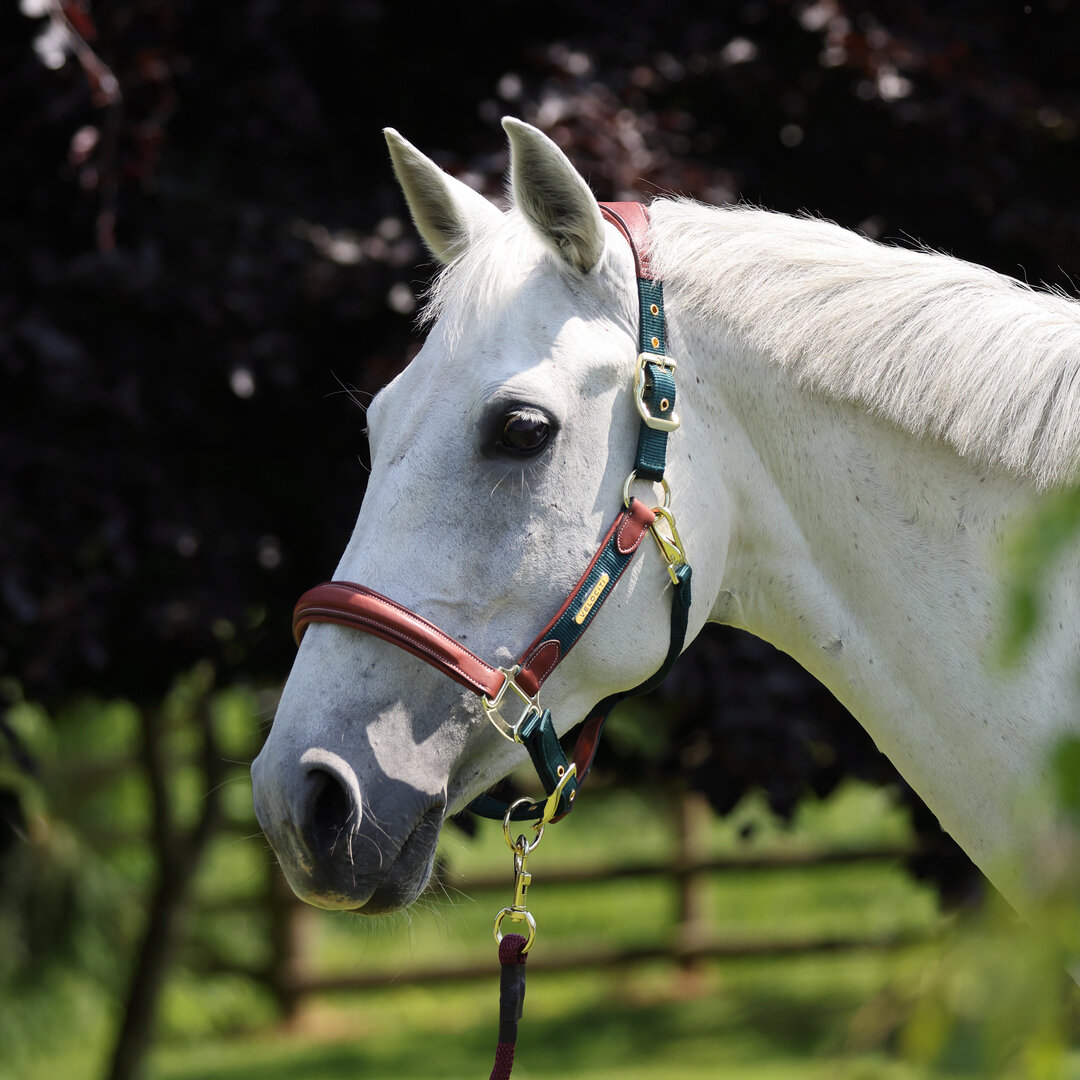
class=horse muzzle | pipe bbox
[251,742,445,913]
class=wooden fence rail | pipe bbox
[219,790,930,1017]
[52,740,932,1022]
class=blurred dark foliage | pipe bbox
[3,0,1079,899]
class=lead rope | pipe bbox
[486,770,573,1079]
[489,931,528,1080]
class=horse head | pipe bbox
[251,120,707,913]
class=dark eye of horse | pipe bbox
[500,411,551,455]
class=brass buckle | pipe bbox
[482,665,541,743]
[634,352,680,432]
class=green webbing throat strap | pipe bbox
[468,202,692,822]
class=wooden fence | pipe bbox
[22,695,942,1080]
[47,737,931,1023]
[220,788,928,1018]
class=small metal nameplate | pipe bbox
[574,573,610,625]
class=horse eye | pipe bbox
[500,411,551,455]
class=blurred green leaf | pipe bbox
[1001,486,1080,666]
[1053,737,1080,822]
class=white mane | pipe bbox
[650,199,1080,489]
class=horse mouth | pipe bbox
[351,800,445,915]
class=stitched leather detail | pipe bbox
[616,498,655,555]
[293,583,505,698]
[517,640,561,695]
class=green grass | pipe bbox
[144,961,929,1080]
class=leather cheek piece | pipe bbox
[514,642,559,697]
[616,499,655,555]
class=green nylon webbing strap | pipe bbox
[635,361,676,480]
[638,277,666,353]
[525,505,649,665]
[633,280,676,481]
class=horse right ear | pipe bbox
[384,128,501,264]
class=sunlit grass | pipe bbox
[6,766,1080,1080]
[145,958,938,1080]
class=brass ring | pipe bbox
[502,800,545,853]
[622,471,672,510]
[493,906,537,952]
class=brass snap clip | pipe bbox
[649,506,688,585]
[492,764,577,955]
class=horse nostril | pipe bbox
[305,769,353,858]
[299,749,363,861]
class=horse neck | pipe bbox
[678,321,1077,913]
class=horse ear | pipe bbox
[384,128,501,264]
[502,118,605,274]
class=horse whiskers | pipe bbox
[341,828,383,871]
[360,805,395,848]
[327,370,374,414]
[425,876,473,911]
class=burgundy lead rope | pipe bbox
[488,933,529,1080]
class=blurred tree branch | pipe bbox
[106,683,224,1080]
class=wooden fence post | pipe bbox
[268,864,310,1023]
[674,786,710,990]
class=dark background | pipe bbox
[4,0,1079,912]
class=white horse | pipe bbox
[252,119,1080,939]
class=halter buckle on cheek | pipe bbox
[482,665,543,743]
[634,352,680,432]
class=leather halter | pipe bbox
[292,203,692,821]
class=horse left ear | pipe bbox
[503,118,606,274]
[385,128,501,264]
